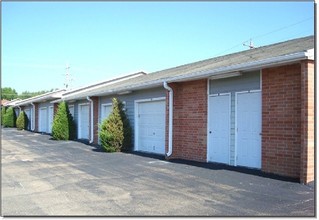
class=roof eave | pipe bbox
[165,50,312,83]
[14,90,65,107]
[50,49,313,102]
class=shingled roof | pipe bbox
[15,89,65,106]
[59,35,314,101]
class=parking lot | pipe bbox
[1,128,315,216]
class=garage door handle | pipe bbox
[209,131,212,134]
[259,133,262,135]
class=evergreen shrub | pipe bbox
[16,111,28,130]
[52,102,76,140]
[99,98,132,152]
[3,107,16,127]
[1,107,6,126]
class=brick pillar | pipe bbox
[53,103,59,115]
[262,64,303,178]
[165,80,207,162]
[34,103,39,132]
[300,60,314,184]
[91,96,99,144]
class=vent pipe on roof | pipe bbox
[86,96,94,144]
[163,82,173,157]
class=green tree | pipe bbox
[1,87,18,100]
[99,98,132,152]
[1,107,6,126]
[16,111,28,130]
[3,107,16,127]
[52,102,75,140]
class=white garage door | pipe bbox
[101,104,112,122]
[208,94,230,164]
[236,91,261,169]
[79,104,90,140]
[136,100,166,154]
[48,106,54,133]
[39,107,47,133]
[24,109,31,130]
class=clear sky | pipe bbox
[2,1,314,94]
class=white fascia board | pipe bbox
[305,49,314,60]
[4,99,21,107]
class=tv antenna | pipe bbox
[64,63,74,89]
[243,39,255,49]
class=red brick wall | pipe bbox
[300,60,314,184]
[53,103,59,116]
[166,79,207,162]
[262,64,302,178]
[91,96,99,144]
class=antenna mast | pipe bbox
[64,63,73,89]
[243,39,255,49]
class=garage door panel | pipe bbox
[208,94,230,164]
[136,100,165,155]
[101,105,112,122]
[39,108,48,133]
[79,104,90,140]
[236,92,261,169]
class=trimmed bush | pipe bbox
[1,107,6,126]
[3,107,16,127]
[16,111,28,130]
[52,102,76,140]
[99,98,132,152]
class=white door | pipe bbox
[101,104,112,122]
[48,106,54,133]
[208,94,231,164]
[236,91,261,169]
[136,100,166,154]
[25,109,31,130]
[39,108,47,133]
[79,104,90,139]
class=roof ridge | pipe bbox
[62,71,146,96]
[147,35,314,76]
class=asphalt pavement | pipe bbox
[1,128,315,216]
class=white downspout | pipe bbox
[86,96,94,144]
[163,82,173,157]
[31,102,35,131]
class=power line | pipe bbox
[213,16,313,57]
[251,17,313,41]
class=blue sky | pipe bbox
[2,2,314,94]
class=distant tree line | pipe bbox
[1,87,59,100]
